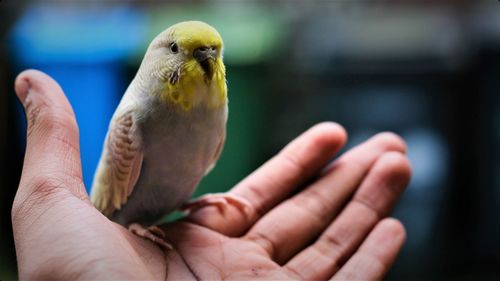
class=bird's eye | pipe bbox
[169,42,179,54]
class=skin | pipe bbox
[12,70,411,280]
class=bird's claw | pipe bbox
[181,193,252,217]
[128,223,172,250]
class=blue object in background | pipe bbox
[9,5,147,192]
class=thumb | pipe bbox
[12,69,88,217]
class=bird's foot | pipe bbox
[181,193,252,216]
[128,223,173,250]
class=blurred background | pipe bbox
[1,0,500,280]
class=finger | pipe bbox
[12,69,87,218]
[244,133,407,264]
[332,218,406,280]
[285,152,411,280]
[188,122,347,236]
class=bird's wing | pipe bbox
[204,133,225,176]
[90,108,143,217]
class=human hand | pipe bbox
[12,69,411,280]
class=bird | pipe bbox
[90,21,249,248]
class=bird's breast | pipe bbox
[141,103,225,182]
[113,100,227,225]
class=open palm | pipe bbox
[12,70,411,280]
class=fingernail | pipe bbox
[15,75,32,106]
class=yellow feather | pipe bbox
[169,21,223,52]
[162,21,227,111]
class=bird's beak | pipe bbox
[194,47,217,80]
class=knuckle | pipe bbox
[241,183,267,218]
[353,195,382,219]
[245,232,276,258]
[318,232,345,263]
[280,150,306,176]
[12,176,67,221]
[292,189,332,223]
[29,176,66,198]
[377,152,412,185]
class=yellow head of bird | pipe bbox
[141,21,227,111]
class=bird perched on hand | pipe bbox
[90,21,249,248]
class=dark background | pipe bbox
[1,1,500,280]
